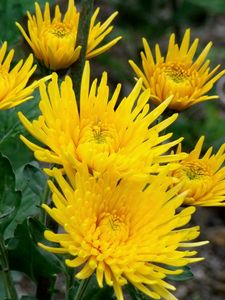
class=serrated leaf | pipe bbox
[7,218,66,281]
[4,162,43,240]
[0,153,21,234]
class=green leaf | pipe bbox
[22,163,47,198]
[0,153,21,234]
[166,265,193,282]
[4,162,45,240]
[0,92,41,171]
[0,137,34,171]
[7,217,66,281]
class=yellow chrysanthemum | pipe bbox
[18,61,186,180]
[16,0,121,70]
[172,136,225,206]
[129,29,225,111]
[39,167,207,300]
[0,41,41,110]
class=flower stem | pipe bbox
[0,235,18,300]
[74,277,91,300]
[39,178,51,224]
[36,178,58,300]
[65,268,76,300]
[71,0,94,107]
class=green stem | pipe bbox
[65,267,75,300]
[0,235,18,300]
[39,178,51,224]
[36,178,57,300]
[71,0,94,107]
[74,277,92,300]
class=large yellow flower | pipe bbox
[18,61,186,181]
[39,167,206,300]
[129,29,225,111]
[0,41,40,110]
[172,136,225,206]
[16,0,121,70]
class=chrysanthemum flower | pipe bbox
[172,136,225,206]
[0,41,40,110]
[18,61,186,180]
[16,0,121,70]
[129,29,225,111]
[39,167,207,300]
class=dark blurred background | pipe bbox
[1,0,225,299]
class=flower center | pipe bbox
[91,123,109,144]
[173,159,214,202]
[97,212,128,243]
[182,161,211,180]
[46,22,73,38]
[164,64,189,83]
[99,213,122,231]
[78,121,119,157]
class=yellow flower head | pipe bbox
[0,41,39,110]
[39,167,207,300]
[129,29,225,111]
[173,136,225,206]
[16,0,121,70]
[18,61,186,181]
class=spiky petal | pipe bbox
[0,41,48,110]
[39,166,207,300]
[19,61,186,181]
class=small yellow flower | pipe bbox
[129,29,225,111]
[39,167,207,300]
[173,136,225,206]
[18,61,186,181]
[16,0,121,70]
[0,41,39,110]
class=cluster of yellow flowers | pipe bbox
[1,1,225,299]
